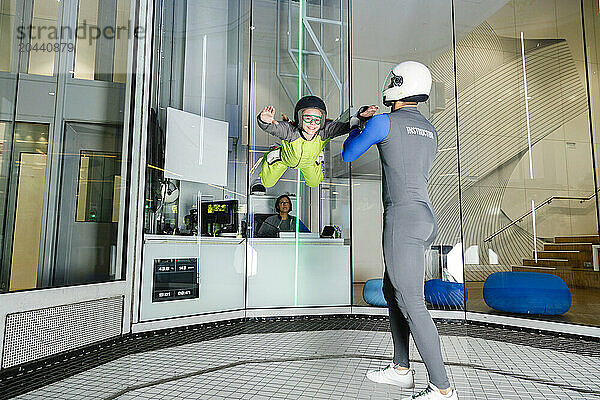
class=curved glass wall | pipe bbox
[583,0,600,326]
[350,0,600,329]
[125,0,600,330]
[454,0,600,327]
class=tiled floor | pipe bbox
[10,321,600,400]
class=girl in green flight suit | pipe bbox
[256,95,377,188]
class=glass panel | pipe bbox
[53,124,123,286]
[454,0,520,317]
[0,122,10,258]
[583,0,600,327]
[74,0,132,82]
[246,0,351,308]
[140,0,248,320]
[75,150,121,223]
[28,0,59,76]
[350,0,462,311]
[458,0,600,326]
[0,0,17,72]
[1,123,49,292]
[73,0,99,80]
[0,0,138,292]
[113,0,131,83]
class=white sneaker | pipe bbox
[366,363,415,388]
[402,383,459,400]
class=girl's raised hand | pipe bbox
[260,106,278,125]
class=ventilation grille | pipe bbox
[3,296,123,369]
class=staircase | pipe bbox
[513,235,600,289]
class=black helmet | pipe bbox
[294,95,327,130]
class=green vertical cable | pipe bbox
[294,0,304,306]
[298,0,304,98]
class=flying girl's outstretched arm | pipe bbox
[342,113,390,162]
[256,105,297,142]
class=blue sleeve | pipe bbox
[299,219,310,233]
[342,114,390,162]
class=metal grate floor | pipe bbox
[8,317,600,400]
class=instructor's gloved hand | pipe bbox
[360,105,378,119]
[351,105,378,129]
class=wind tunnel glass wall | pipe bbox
[350,0,600,325]
[140,0,248,320]
[456,0,600,327]
[349,0,462,311]
[246,0,351,309]
[0,0,138,292]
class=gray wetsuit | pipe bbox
[342,106,450,389]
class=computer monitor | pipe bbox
[201,200,238,236]
[252,213,272,237]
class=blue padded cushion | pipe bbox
[483,272,571,315]
[424,279,467,307]
[363,279,387,307]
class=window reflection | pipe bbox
[454,0,600,325]
[1,123,49,292]
[0,0,136,293]
[75,151,121,223]
[145,0,247,237]
[52,124,124,286]
[0,0,16,72]
[74,0,131,82]
[28,0,59,76]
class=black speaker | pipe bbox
[321,225,335,238]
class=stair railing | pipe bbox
[484,191,599,243]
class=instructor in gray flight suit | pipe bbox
[342,61,458,400]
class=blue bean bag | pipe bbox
[424,279,467,307]
[484,272,571,315]
[363,279,387,307]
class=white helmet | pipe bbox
[382,61,432,107]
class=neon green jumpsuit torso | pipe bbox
[279,135,329,168]
[256,115,352,187]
